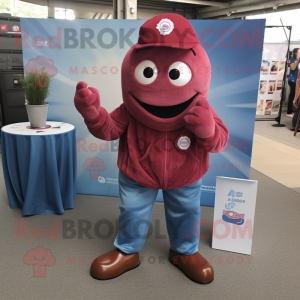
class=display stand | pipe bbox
[272,26,291,127]
[255,25,292,127]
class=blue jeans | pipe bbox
[114,171,202,255]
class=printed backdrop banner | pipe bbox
[20,18,265,206]
[256,43,288,116]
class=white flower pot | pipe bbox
[26,103,49,128]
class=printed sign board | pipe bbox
[212,176,258,255]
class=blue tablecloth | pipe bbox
[1,122,77,215]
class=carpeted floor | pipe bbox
[0,165,299,300]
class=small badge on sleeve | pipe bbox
[177,136,191,151]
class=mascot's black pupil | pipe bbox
[144,67,154,78]
[169,69,180,80]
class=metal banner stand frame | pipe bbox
[255,25,292,127]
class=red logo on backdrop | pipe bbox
[0,24,8,32]
[12,25,20,32]
[24,246,56,277]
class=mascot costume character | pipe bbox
[74,13,229,284]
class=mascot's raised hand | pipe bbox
[184,98,215,139]
[74,81,101,123]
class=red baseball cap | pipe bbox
[135,13,199,50]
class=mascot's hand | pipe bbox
[184,98,215,139]
[74,81,101,122]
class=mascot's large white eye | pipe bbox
[168,62,192,86]
[135,60,158,84]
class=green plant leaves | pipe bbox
[19,74,52,105]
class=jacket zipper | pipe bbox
[163,131,168,190]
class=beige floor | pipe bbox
[251,132,300,194]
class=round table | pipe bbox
[1,122,76,215]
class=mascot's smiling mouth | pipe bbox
[132,93,199,119]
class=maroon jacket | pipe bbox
[85,103,228,190]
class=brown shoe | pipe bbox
[169,248,214,284]
[90,248,140,280]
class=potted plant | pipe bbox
[19,71,52,128]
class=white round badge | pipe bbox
[177,136,191,150]
[156,18,174,36]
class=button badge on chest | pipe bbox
[177,136,191,151]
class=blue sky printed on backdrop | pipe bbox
[20,18,265,206]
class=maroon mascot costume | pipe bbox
[74,13,229,284]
